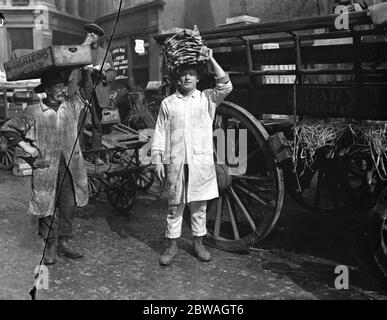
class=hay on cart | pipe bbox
[292,119,387,180]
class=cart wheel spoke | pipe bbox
[88,176,101,200]
[140,174,151,184]
[0,136,15,170]
[313,170,324,208]
[224,192,240,240]
[107,176,137,214]
[214,196,223,239]
[244,148,259,163]
[229,187,256,233]
[368,205,387,279]
[234,182,270,207]
[234,175,266,182]
[236,179,272,193]
[5,153,13,168]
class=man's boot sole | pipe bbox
[43,259,57,265]
[159,260,173,266]
[58,251,84,259]
[193,248,211,262]
[159,255,176,266]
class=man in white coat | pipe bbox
[152,49,233,266]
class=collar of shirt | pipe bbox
[41,100,61,112]
[175,89,200,100]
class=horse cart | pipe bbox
[155,7,387,283]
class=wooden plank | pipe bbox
[155,11,371,43]
[214,41,387,67]
[227,84,387,120]
[208,29,381,49]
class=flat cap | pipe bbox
[84,23,104,37]
[34,70,70,93]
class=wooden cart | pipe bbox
[83,123,165,213]
[0,80,40,170]
[155,10,387,281]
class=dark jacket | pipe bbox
[69,46,116,109]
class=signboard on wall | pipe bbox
[111,44,129,83]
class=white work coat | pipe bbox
[152,77,233,205]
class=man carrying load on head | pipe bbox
[152,46,233,266]
[0,66,94,266]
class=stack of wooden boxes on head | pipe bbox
[3,45,92,176]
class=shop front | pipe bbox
[96,0,165,90]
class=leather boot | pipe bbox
[193,236,211,262]
[159,239,178,266]
[57,238,84,259]
[43,239,57,266]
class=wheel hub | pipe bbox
[0,143,7,153]
[215,164,233,194]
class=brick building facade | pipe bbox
[0,0,94,71]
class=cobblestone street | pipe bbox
[0,170,386,300]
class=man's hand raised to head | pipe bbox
[198,46,213,61]
[82,34,93,46]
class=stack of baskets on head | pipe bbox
[162,25,208,78]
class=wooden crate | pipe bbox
[4,45,92,81]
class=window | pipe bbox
[79,1,88,18]
[55,0,63,11]
[53,30,83,45]
[8,28,33,53]
[65,0,74,14]
[11,0,30,6]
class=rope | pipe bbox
[30,0,123,300]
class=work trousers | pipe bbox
[165,165,207,239]
[38,154,76,241]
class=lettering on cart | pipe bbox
[300,87,355,117]
[300,86,387,118]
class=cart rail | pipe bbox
[156,11,387,120]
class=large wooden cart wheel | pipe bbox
[106,174,138,214]
[113,149,158,192]
[0,134,15,170]
[286,146,365,215]
[368,202,387,281]
[340,145,382,210]
[184,102,284,252]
